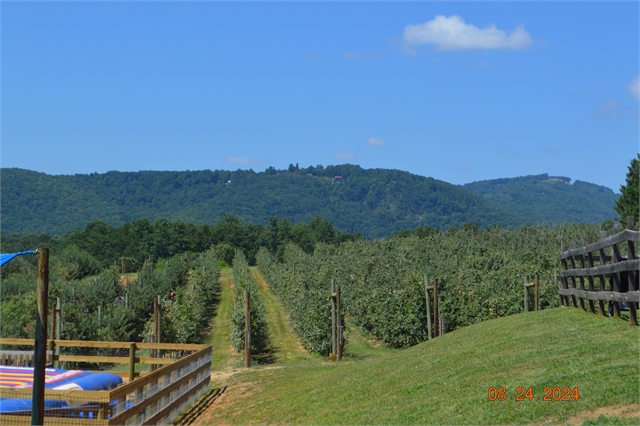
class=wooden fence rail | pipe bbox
[559,217,639,325]
[0,342,212,425]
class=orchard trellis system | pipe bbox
[559,217,639,325]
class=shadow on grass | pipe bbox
[252,346,277,365]
[173,386,227,425]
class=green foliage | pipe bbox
[231,251,269,353]
[259,223,603,349]
[162,250,220,343]
[2,165,532,239]
[56,244,103,280]
[0,292,37,340]
[463,173,618,225]
[614,154,639,226]
[257,245,340,355]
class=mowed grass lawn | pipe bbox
[204,308,639,425]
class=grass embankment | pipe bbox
[203,307,639,425]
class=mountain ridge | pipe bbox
[1,166,617,237]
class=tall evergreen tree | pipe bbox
[614,154,639,226]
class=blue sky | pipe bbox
[2,1,638,192]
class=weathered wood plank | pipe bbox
[562,229,640,258]
[560,259,640,278]
[558,288,640,303]
[0,339,206,351]
[108,345,211,401]
[106,362,210,425]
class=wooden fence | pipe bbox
[559,217,639,325]
[0,339,212,425]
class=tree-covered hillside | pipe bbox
[463,174,618,225]
[1,165,524,237]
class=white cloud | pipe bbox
[628,75,640,99]
[367,136,388,147]
[403,15,533,51]
[227,156,261,165]
[334,151,356,161]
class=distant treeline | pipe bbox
[0,214,365,273]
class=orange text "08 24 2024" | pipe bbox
[487,387,580,401]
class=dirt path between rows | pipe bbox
[183,266,314,425]
[251,267,313,364]
[208,268,242,371]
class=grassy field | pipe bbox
[198,307,639,425]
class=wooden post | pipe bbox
[32,248,49,426]
[524,276,529,313]
[337,286,343,361]
[156,296,162,360]
[55,298,61,368]
[627,216,637,325]
[49,302,56,366]
[245,290,251,368]
[150,295,158,372]
[598,232,608,315]
[611,245,621,317]
[534,273,539,311]
[425,274,432,340]
[586,236,597,314]
[433,279,439,338]
[129,343,136,382]
[556,271,563,307]
[98,305,102,328]
[331,279,336,359]
[568,242,578,308]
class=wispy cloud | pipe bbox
[343,50,380,61]
[628,75,640,99]
[403,15,533,51]
[367,136,388,147]
[227,156,262,165]
[590,100,624,121]
[457,166,472,173]
[334,151,356,161]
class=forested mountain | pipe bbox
[1,166,617,238]
[2,165,524,237]
[462,174,618,225]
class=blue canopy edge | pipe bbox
[0,250,38,267]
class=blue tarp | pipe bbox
[0,251,37,267]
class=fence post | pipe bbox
[534,273,539,311]
[627,216,637,325]
[245,290,251,368]
[433,279,439,338]
[331,279,336,360]
[55,298,61,368]
[596,231,609,315]
[156,296,162,360]
[49,302,56,366]
[425,274,432,340]
[524,276,529,313]
[611,229,621,317]
[129,343,136,382]
[32,247,49,426]
[150,295,158,372]
[586,236,597,314]
[337,286,343,361]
